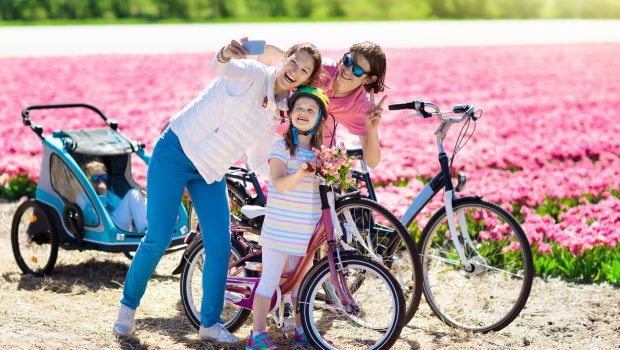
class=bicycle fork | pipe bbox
[437,146,485,272]
[321,185,361,316]
[444,190,489,274]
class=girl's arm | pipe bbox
[360,92,387,168]
[359,133,381,169]
[258,44,285,66]
[269,158,314,193]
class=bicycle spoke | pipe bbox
[300,256,405,350]
[420,199,533,332]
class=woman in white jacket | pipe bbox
[113,38,322,343]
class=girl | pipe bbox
[113,39,322,343]
[260,41,387,168]
[246,86,329,350]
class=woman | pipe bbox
[113,38,322,343]
[260,41,387,168]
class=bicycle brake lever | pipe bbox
[400,113,424,122]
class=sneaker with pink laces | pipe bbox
[246,330,279,350]
[292,329,310,347]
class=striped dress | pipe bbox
[259,139,321,256]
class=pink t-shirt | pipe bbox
[277,58,371,147]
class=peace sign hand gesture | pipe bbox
[365,92,387,131]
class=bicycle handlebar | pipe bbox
[388,100,477,122]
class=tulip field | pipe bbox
[1,43,619,285]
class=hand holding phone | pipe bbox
[241,40,266,55]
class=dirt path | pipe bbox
[0,201,618,349]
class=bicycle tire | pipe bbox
[179,233,253,332]
[298,253,406,350]
[11,199,59,277]
[335,197,423,324]
[419,197,534,332]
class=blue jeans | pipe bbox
[120,128,231,327]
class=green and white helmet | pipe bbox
[288,86,330,144]
[288,85,330,120]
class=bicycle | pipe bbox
[383,100,534,332]
[186,159,423,325]
[180,179,407,350]
[196,99,535,333]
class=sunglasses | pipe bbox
[342,52,371,78]
[88,174,108,183]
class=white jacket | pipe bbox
[169,56,287,184]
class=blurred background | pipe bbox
[1,0,619,23]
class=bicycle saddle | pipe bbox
[240,205,266,219]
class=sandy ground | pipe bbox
[1,200,618,349]
[0,20,619,57]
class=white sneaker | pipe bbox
[113,304,136,336]
[199,323,240,343]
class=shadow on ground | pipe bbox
[10,258,178,293]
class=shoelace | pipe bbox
[255,332,274,347]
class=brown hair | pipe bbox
[350,41,386,93]
[285,42,323,85]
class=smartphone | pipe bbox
[241,40,266,55]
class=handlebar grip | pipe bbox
[388,102,416,110]
[301,162,316,173]
[453,105,469,114]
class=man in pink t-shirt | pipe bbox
[265,42,387,168]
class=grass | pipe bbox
[0,17,444,27]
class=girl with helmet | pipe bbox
[246,86,328,350]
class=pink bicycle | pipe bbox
[179,179,408,349]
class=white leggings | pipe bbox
[255,247,309,299]
[110,189,148,232]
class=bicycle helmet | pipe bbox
[288,86,330,145]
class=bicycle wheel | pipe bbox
[335,197,423,324]
[179,233,253,331]
[419,197,534,332]
[298,253,405,350]
[11,200,59,277]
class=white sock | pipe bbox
[296,327,304,334]
[252,330,264,337]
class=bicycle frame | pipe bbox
[354,105,479,270]
[223,183,358,319]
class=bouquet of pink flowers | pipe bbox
[312,143,355,190]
